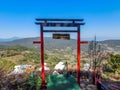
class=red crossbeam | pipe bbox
[80,41,88,44]
[33,41,41,44]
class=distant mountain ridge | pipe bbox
[0,37,120,54]
[99,40,120,53]
[0,37,21,42]
[0,37,78,49]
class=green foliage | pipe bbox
[7,45,29,51]
[0,59,16,72]
[36,76,42,90]
[24,52,40,63]
[108,54,120,73]
[24,74,41,90]
[46,56,62,69]
[102,73,109,79]
[1,45,30,57]
[45,53,48,59]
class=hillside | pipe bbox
[0,37,88,51]
[99,40,120,54]
[0,37,120,54]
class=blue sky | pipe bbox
[0,0,120,40]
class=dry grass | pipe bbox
[2,55,24,64]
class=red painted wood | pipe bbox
[33,41,41,44]
[77,26,88,85]
[40,26,46,85]
[80,41,88,44]
[77,26,80,85]
[33,27,46,88]
[34,18,87,87]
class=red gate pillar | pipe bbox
[77,25,88,85]
[77,25,81,85]
[33,25,46,89]
[40,25,46,88]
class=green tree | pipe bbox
[108,54,120,73]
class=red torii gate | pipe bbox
[33,18,88,89]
